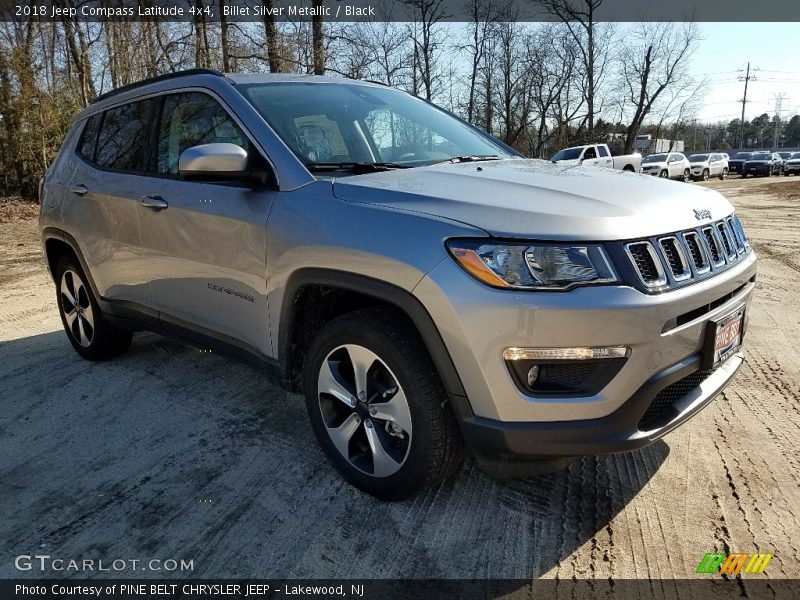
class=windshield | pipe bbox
[550,147,584,161]
[643,154,667,163]
[750,152,771,159]
[733,152,752,159]
[237,82,512,171]
[688,154,709,162]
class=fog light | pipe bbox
[527,365,540,387]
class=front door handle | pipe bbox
[69,184,88,196]
[140,195,169,210]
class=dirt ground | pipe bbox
[1,177,799,584]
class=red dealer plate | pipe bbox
[711,307,744,366]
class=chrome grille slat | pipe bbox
[682,231,710,274]
[716,221,736,260]
[702,226,725,267]
[658,236,691,281]
[625,217,751,292]
[625,241,667,289]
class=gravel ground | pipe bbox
[1,177,799,584]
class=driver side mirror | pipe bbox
[179,143,249,180]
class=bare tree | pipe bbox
[462,0,498,122]
[539,0,611,141]
[405,0,448,100]
[312,0,325,74]
[619,22,700,153]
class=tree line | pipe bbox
[0,0,778,200]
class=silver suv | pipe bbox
[40,70,757,499]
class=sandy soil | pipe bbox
[1,177,798,584]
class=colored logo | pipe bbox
[696,552,773,575]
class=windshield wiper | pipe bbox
[436,154,500,165]
[305,161,409,174]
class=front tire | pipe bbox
[659,169,669,179]
[720,167,728,180]
[55,257,132,360]
[303,308,463,500]
[702,169,710,181]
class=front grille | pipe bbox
[623,216,751,292]
[639,368,717,430]
[625,242,666,288]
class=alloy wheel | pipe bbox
[60,269,94,347]
[317,344,412,477]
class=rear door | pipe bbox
[136,91,277,358]
[62,100,156,309]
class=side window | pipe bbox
[597,145,609,157]
[95,99,155,171]
[584,146,597,159]
[157,92,249,175]
[78,114,101,161]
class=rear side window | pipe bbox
[78,114,101,161]
[157,92,249,175]
[597,145,609,157]
[95,99,156,171]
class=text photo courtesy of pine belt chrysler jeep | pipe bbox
[40,69,757,500]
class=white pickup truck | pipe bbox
[550,144,642,172]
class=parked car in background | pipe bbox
[688,153,729,181]
[727,152,752,175]
[640,152,691,181]
[742,151,782,177]
[549,143,641,172]
[783,152,800,175]
[777,151,794,163]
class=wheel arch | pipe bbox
[278,268,467,403]
[42,228,101,297]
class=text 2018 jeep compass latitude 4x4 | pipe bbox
[40,70,757,499]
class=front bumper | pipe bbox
[454,351,743,477]
[415,249,756,476]
[743,164,773,174]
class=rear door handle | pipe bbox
[69,184,88,196]
[140,195,169,210]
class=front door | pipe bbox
[137,92,276,358]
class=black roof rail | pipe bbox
[94,68,227,104]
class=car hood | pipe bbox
[746,159,771,164]
[331,158,734,240]
[689,161,709,167]
[641,161,667,168]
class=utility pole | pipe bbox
[772,92,787,148]
[738,62,756,149]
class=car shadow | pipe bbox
[0,331,668,581]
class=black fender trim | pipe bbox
[279,268,468,402]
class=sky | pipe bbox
[692,23,800,123]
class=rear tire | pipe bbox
[303,307,463,500]
[55,256,132,360]
[682,169,690,182]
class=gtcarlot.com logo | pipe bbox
[15,555,194,573]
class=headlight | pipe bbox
[446,239,619,290]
